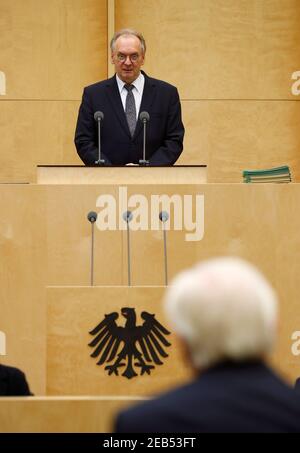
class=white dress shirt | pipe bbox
[116,72,145,120]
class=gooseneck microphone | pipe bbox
[87,211,98,286]
[94,111,105,165]
[139,111,150,166]
[159,211,169,286]
[123,211,133,286]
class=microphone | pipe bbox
[94,111,104,122]
[122,211,133,286]
[159,211,169,286]
[139,111,150,166]
[122,211,133,223]
[140,111,150,122]
[159,211,169,222]
[94,111,105,165]
[87,211,98,286]
[87,211,97,223]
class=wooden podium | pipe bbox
[46,286,192,396]
[2,182,300,401]
[36,164,207,184]
[2,182,300,433]
[0,396,143,432]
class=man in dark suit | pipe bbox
[0,363,32,396]
[115,258,300,433]
[75,29,184,166]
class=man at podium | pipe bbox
[75,29,184,166]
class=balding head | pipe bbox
[110,28,146,55]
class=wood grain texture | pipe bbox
[0,185,46,395]
[115,0,300,99]
[47,287,192,396]
[0,0,107,100]
[45,185,123,287]
[45,185,202,287]
[0,101,81,183]
[179,100,300,182]
[44,184,300,385]
[0,396,144,432]
[0,0,107,182]
[1,184,300,395]
[37,166,207,185]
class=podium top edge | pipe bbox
[36,164,207,168]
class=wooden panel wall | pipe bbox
[1,1,299,182]
[116,0,300,181]
[0,185,46,394]
[0,0,107,182]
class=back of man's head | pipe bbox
[164,257,278,369]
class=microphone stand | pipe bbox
[159,211,169,286]
[95,116,105,165]
[163,227,168,286]
[139,118,150,166]
[91,221,95,286]
[87,212,98,286]
[123,211,133,286]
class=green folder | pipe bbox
[243,165,290,177]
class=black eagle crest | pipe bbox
[88,307,171,379]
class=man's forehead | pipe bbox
[115,35,142,51]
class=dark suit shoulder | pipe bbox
[145,75,178,92]
[115,362,300,433]
[115,379,199,431]
[83,77,115,93]
[84,74,178,93]
[0,363,24,378]
[0,364,31,396]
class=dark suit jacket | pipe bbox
[115,361,300,433]
[74,72,184,166]
[0,364,32,396]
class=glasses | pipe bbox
[116,53,140,63]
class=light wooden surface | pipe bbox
[1,184,300,394]
[115,0,300,181]
[0,185,46,395]
[45,185,122,287]
[0,0,107,182]
[1,0,300,182]
[37,165,207,184]
[116,0,300,100]
[0,0,107,100]
[0,101,82,183]
[107,0,115,78]
[44,183,300,385]
[46,287,192,396]
[179,100,300,182]
[0,396,144,432]
[44,184,202,287]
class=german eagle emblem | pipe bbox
[88,307,171,379]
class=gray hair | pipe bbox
[110,28,146,55]
[164,257,278,369]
